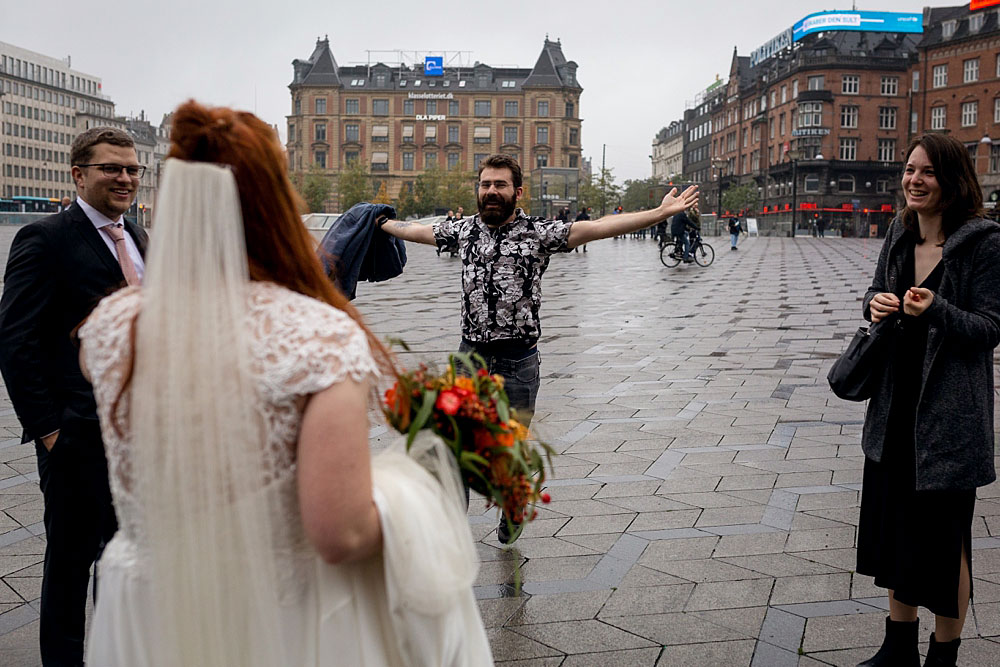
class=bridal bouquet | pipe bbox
[382,352,554,541]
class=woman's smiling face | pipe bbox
[902,145,942,216]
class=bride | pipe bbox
[78,101,492,666]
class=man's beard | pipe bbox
[478,192,516,226]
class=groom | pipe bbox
[0,127,147,666]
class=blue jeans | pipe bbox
[731,232,739,249]
[457,341,540,427]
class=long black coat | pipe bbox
[0,203,148,442]
[861,217,1000,490]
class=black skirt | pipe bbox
[856,245,975,619]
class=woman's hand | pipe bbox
[658,186,699,219]
[903,287,934,317]
[869,292,900,323]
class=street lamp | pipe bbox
[711,158,727,217]
[786,149,805,234]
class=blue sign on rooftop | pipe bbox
[792,10,923,41]
[424,56,443,77]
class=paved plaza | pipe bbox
[1,225,999,666]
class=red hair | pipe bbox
[110,101,394,430]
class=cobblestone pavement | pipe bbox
[1,225,998,665]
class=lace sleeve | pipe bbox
[252,286,380,400]
[78,287,141,400]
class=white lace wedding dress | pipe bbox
[79,282,493,666]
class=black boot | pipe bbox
[857,617,920,667]
[924,633,960,667]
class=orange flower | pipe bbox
[383,384,397,409]
[454,376,475,393]
[474,428,496,451]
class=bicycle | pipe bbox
[659,232,715,268]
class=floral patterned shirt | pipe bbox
[433,209,573,343]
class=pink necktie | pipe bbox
[103,223,141,286]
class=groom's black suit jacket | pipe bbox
[0,202,149,443]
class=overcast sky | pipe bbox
[4,0,960,181]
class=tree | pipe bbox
[721,183,759,215]
[372,180,392,205]
[395,185,420,219]
[413,166,446,216]
[578,167,620,216]
[337,160,370,212]
[621,177,663,212]
[442,167,476,212]
[297,164,333,213]
[518,178,531,215]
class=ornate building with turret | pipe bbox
[286,36,583,211]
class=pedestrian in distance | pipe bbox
[378,154,698,542]
[728,216,742,250]
[0,127,148,666]
[854,133,1000,667]
[817,216,827,238]
[574,207,590,252]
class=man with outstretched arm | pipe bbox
[379,154,697,542]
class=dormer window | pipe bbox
[970,13,985,32]
[375,73,387,87]
[942,20,957,38]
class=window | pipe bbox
[473,126,491,143]
[449,100,459,115]
[839,137,857,161]
[344,123,359,142]
[402,124,415,142]
[971,12,986,32]
[878,107,897,130]
[426,100,437,115]
[447,152,459,169]
[912,70,919,92]
[990,144,1000,173]
[535,153,548,168]
[878,139,896,162]
[932,65,947,88]
[424,124,437,143]
[840,106,858,128]
[404,100,414,115]
[476,73,488,88]
[315,98,326,114]
[344,150,358,164]
[371,152,388,171]
[371,124,388,142]
[500,80,515,88]
[536,125,549,145]
[474,153,488,167]
[565,102,574,118]
[474,100,491,116]
[375,73,387,87]
[803,174,819,192]
[798,102,823,127]
[842,75,859,94]
[995,98,1000,123]
[877,178,889,193]
[838,175,855,193]
[448,125,459,143]
[569,128,578,145]
[314,123,326,141]
[997,54,1000,77]
[779,113,786,136]
[942,20,956,38]
[569,154,579,168]
[503,126,518,144]
[911,111,918,133]
[807,75,825,91]
[781,85,787,104]
[402,151,414,170]
[792,79,799,98]
[294,98,301,115]
[504,100,518,117]
[372,99,389,116]
[314,150,326,168]
[880,77,898,96]
[961,101,978,127]
[964,59,980,83]
[931,106,946,130]
[770,91,776,108]
[425,152,437,167]
[537,100,549,117]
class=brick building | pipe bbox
[911,3,1000,214]
[286,37,584,211]
[705,29,918,233]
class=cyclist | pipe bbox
[670,205,700,263]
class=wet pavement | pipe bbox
[1,225,999,665]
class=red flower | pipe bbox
[540,492,551,503]
[436,389,462,416]
[477,368,489,378]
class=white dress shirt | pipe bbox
[76,198,145,283]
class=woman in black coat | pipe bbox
[856,133,1000,667]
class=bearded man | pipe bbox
[379,154,697,541]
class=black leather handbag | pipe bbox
[827,317,899,401]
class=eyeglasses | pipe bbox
[77,163,146,178]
